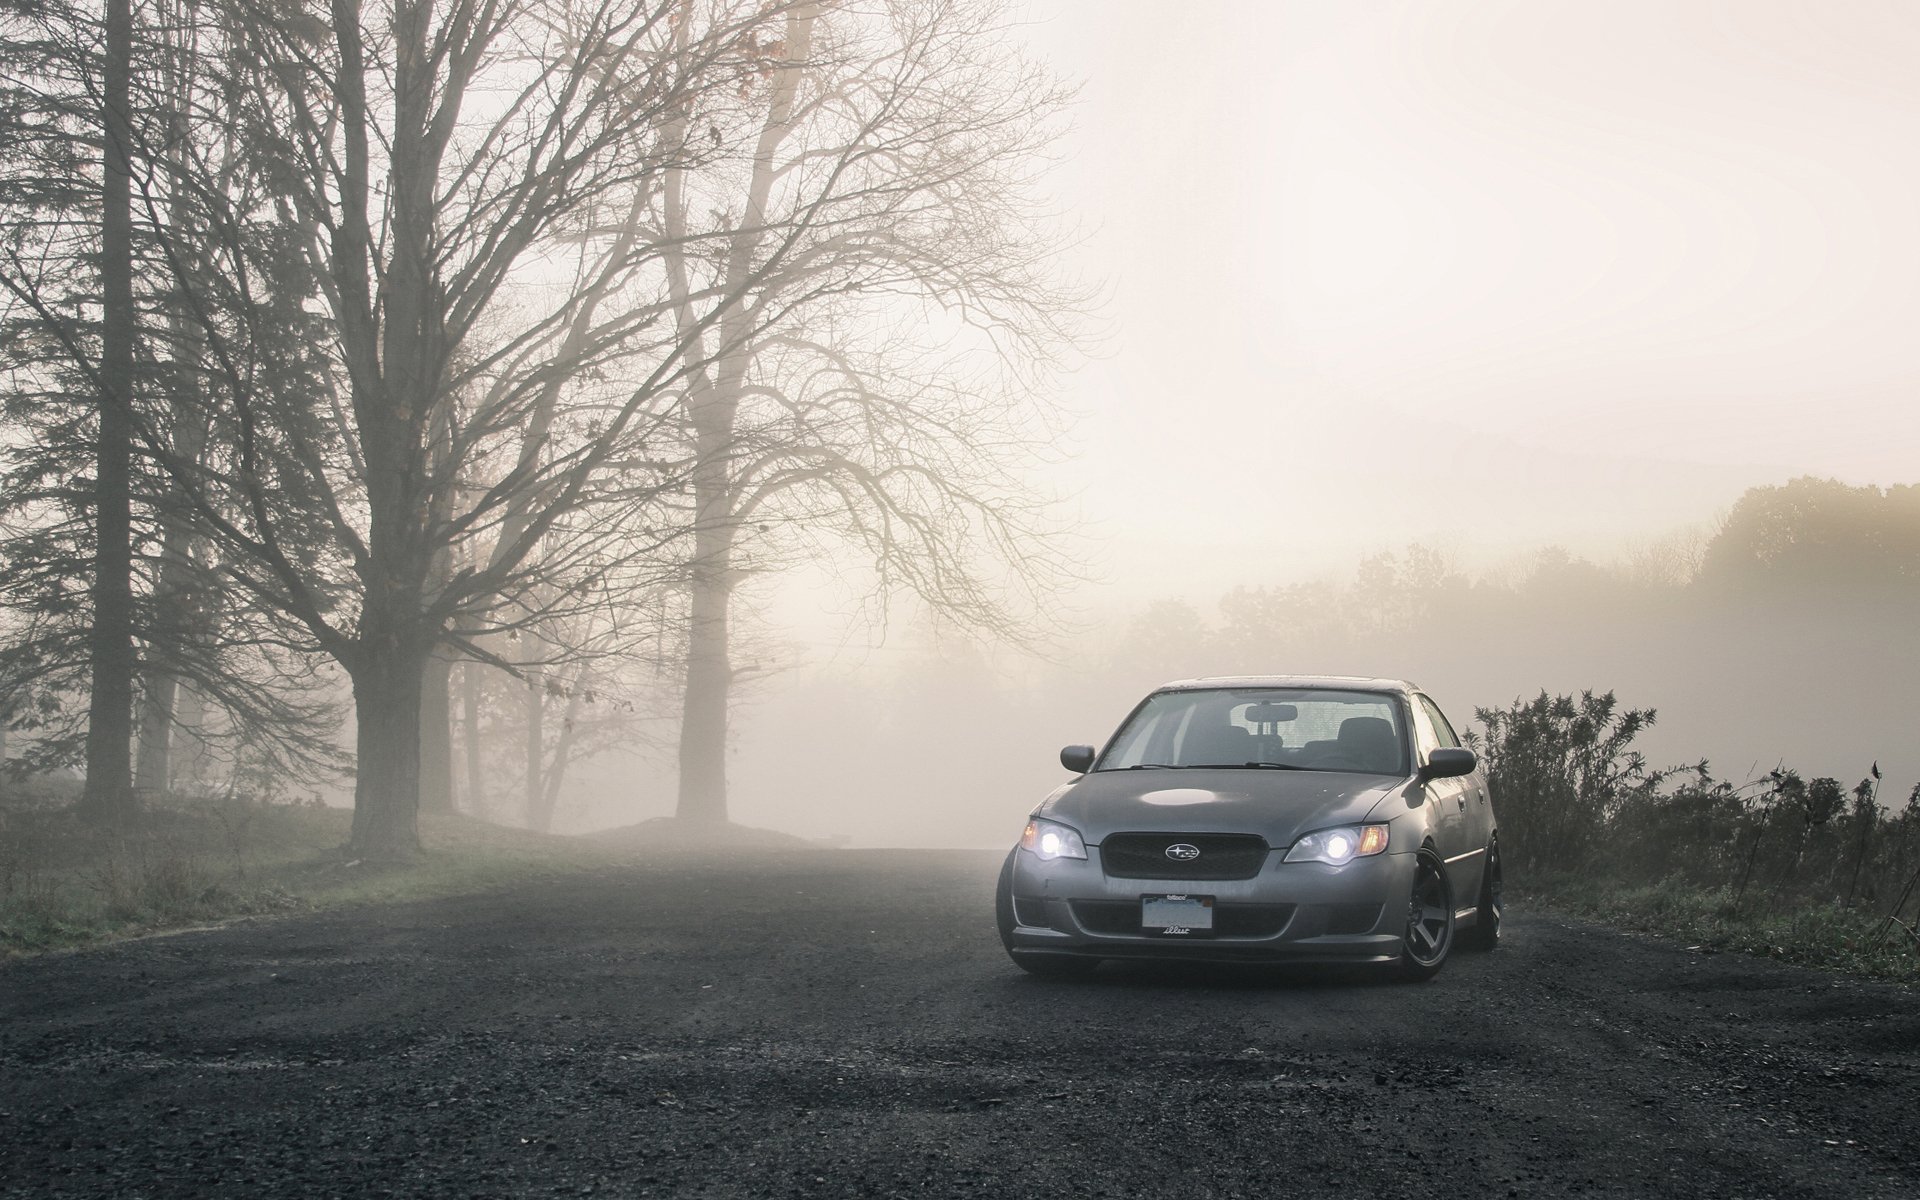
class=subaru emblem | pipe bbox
[1165,843,1201,861]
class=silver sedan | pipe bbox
[996,676,1502,980]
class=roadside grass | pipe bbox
[0,792,623,957]
[1519,874,1920,983]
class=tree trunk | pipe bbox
[524,669,547,830]
[417,395,457,818]
[171,684,209,792]
[132,525,202,805]
[348,644,427,860]
[329,0,436,860]
[418,643,456,816]
[536,681,585,833]
[131,0,213,814]
[82,0,138,822]
[461,659,485,816]
[664,12,812,827]
[675,508,735,825]
[134,677,175,801]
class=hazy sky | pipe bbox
[1013,0,1920,599]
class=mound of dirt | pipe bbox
[587,815,824,851]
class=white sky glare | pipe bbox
[1015,0,1920,594]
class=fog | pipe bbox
[547,0,1920,846]
[6,0,1917,858]
[1031,0,1920,582]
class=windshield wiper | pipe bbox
[1122,761,1308,771]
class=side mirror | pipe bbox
[1421,747,1477,780]
[1060,744,1096,774]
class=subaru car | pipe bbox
[996,677,1501,980]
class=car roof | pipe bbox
[1152,675,1420,695]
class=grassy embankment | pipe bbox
[1476,692,1919,984]
[0,785,633,957]
[1519,874,1919,983]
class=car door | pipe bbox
[1408,695,1475,903]
[1419,694,1491,845]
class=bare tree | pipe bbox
[4,0,1077,848]
[650,0,1083,823]
[121,0,788,858]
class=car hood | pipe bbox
[1039,769,1403,847]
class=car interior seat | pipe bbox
[1335,716,1402,775]
[1181,721,1254,766]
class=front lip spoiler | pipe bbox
[1008,931,1405,965]
[1011,942,1403,966]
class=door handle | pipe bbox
[1455,796,1466,811]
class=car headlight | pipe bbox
[1021,817,1087,861]
[1284,824,1390,865]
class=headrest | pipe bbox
[1337,716,1396,745]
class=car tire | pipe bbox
[996,849,1100,979]
[1459,839,1502,952]
[1397,846,1454,981]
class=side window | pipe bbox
[1406,698,1441,760]
[1418,696,1462,749]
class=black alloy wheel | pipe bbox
[1398,847,1454,981]
[1461,840,1502,952]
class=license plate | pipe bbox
[1142,894,1214,935]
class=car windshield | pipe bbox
[1096,688,1409,776]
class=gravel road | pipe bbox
[2,848,1915,1198]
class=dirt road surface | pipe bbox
[2,849,1915,1198]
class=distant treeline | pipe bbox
[1107,475,1920,671]
[1090,476,1920,815]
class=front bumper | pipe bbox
[1005,843,1417,965]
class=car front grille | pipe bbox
[1099,832,1270,880]
[1070,900,1295,939]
